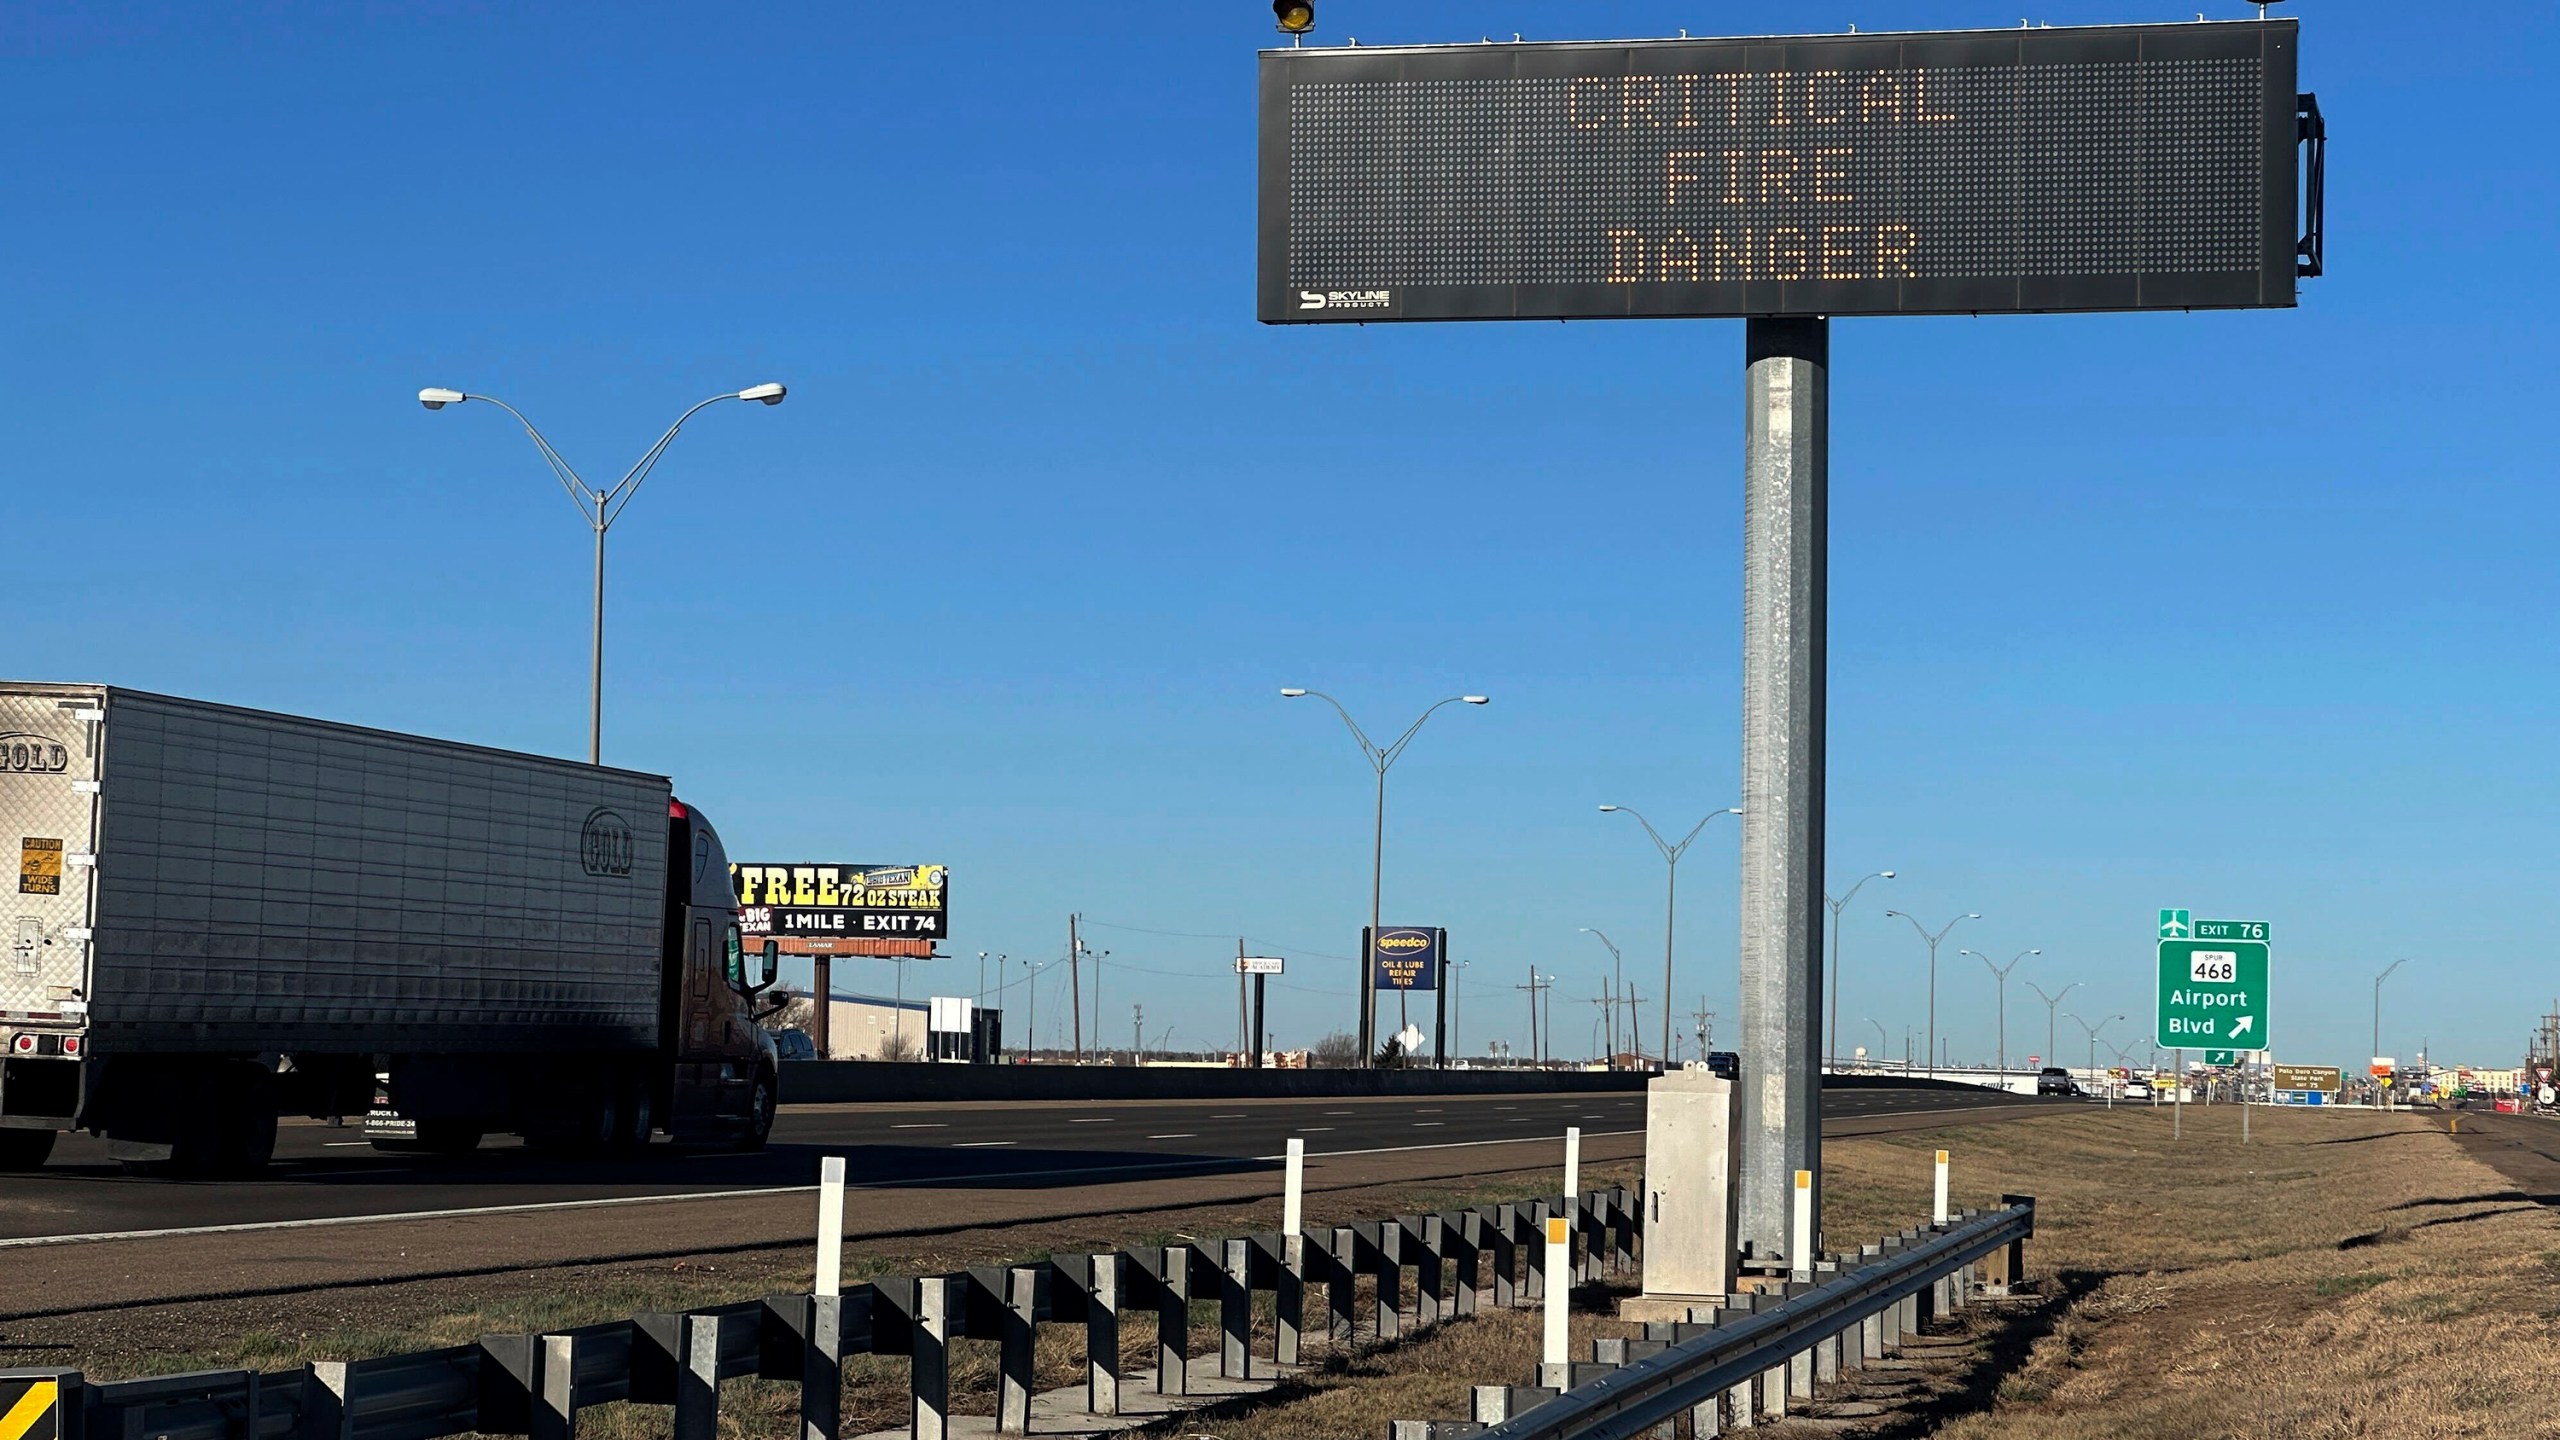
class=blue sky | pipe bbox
[4,2,2549,1070]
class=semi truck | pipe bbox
[0,684,780,1175]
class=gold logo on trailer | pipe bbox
[580,808,635,878]
[0,734,68,775]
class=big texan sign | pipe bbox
[732,864,949,953]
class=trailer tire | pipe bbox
[610,1074,656,1155]
[157,1063,277,1177]
[0,1128,56,1171]
[733,1066,775,1152]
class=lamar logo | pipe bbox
[1299,289,1391,311]
[580,807,635,878]
[0,733,69,775]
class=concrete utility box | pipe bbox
[1621,1069,1741,1320]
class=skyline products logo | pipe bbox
[580,807,635,878]
[1299,288,1390,311]
[0,734,69,775]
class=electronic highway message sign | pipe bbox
[1259,20,2304,322]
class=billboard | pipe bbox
[2271,1063,2342,1093]
[1261,20,2306,322]
[732,863,948,957]
[1369,926,1444,991]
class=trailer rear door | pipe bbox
[0,688,100,1023]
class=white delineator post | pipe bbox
[815,1155,846,1297]
[1790,1170,1814,1282]
[1542,1215,1570,1376]
[1284,1137,1305,1236]
[1565,1126,1582,1199]
[1933,1149,1950,1227]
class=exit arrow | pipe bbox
[2228,1015,2255,1041]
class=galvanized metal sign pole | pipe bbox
[1737,318,1828,1267]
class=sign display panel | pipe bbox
[1261,20,2300,321]
[1369,926,1444,991]
[2272,1064,2342,1093]
[733,863,949,954]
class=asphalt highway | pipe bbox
[0,1084,2060,1246]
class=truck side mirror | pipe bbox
[760,940,779,988]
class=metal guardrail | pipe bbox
[1393,1194,2036,1440]
[4,1186,1640,1440]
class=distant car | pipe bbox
[2124,1077,2153,1098]
[1706,1051,1741,1079]
[2036,1066,2078,1096]
[768,1028,817,1061]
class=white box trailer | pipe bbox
[0,684,781,1174]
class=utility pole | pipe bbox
[1238,938,1250,1063]
[1069,914,1083,1063]
[1518,967,1552,1067]
[1623,986,1643,1066]
[1693,996,1714,1061]
[1132,1004,1144,1065]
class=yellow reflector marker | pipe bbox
[1546,1217,1568,1245]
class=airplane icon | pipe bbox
[2158,908,2191,938]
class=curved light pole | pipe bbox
[1961,947,2041,1076]
[1579,928,1626,1062]
[1823,870,1895,1066]
[2025,979,2081,1072]
[2068,1011,2126,1085]
[1600,804,1743,1065]
[419,383,787,763]
[1865,1016,1889,1069]
[1281,689,1489,1052]
[1884,911,1979,1079]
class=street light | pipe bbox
[2025,980,2081,1073]
[2374,959,2411,1099]
[1865,1017,1889,1069]
[2067,1012,2126,1085]
[419,383,787,763]
[1961,947,2041,1075]
[1579,928,1625,1062]
[1282,689,1489,1053]
[1823,870,1895,1066]
[1884,911,1979,1079]
[1600,804,1742,1064]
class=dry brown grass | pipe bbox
[1843,1103,2560,1439]
[1200,1103,2560,1440]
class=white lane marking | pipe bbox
[1497,1106,1518,1111]
[1323,1110,1352,1116]
[1418,1108,1443,1113]
[1148,1133,1197,1140]
[1413,1122,1443,1128]
[0,1096,2024,1251]
[1068,1118,1115,1125]
[1211,1114,1247,1119]
[891,1124,947,1130]
[321,1142,373,1148]
[954,1141,1017,1148]
[0,1126,1659,1252]
[1298,1126,1334,1132]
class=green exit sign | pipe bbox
[2156,938,2271,1050]
[2192,919,2270,942]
